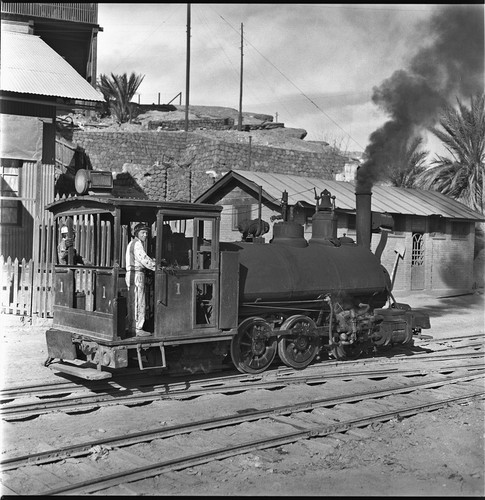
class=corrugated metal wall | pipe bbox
[0,162,55,260]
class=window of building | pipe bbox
[451,221,469,239]
[0,162,21,226]
[232,203,252,230]
[411,232,425,266]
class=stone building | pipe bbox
[195,170,484,295]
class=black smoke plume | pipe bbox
[356,5,484,193]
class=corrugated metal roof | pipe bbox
[227,170,484,221]
[1,31,104,102]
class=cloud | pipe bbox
[96,3,478,158]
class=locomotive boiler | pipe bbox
[44,170,430,379]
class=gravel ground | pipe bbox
[1,291,484,496]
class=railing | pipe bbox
[0,255,54,318]
[1,2,98,25]
[1,213,128,318]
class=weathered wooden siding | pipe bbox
[1,2,98,24]
[0,162,55,260]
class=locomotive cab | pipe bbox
[44,194,237,379]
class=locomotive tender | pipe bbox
[44,169,430,379]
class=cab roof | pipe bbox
[46,194,223,218]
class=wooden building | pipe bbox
[0,12,104,260]
[1,2,102,84]
[195,170,485,295]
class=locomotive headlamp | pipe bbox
[75,169,113,195]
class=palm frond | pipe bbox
[96,72,145,123]
[418,93,485,214]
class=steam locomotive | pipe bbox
[44,169,430,380]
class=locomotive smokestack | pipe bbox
[355,190,372,249]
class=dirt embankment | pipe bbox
[59,104,338,154]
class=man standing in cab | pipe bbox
[125,223,156,337]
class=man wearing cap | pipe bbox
[125,223,156,337]
[58,225,84,265]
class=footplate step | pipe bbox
[48,362,112,380]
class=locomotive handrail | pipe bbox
[55,264,114,270]
[94,268,116,275]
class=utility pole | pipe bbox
[185,3,191,132]
[237,23,243,131]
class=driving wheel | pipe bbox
[278,315,319,369]
[231,317,277,374]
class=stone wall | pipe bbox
[147,117,234,131]
[72,130,346,202]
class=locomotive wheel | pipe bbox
[278,315,319,370]
[331,342,363,360]
[231,317,277,374]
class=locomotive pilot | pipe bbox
[125,223,156,337]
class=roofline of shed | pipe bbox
[195,170,281,207]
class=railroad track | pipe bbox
[413,333,484,350]
[1,336,483,420]
[1,350,483,421]
[2,333,482,401]
[2,333,481,400]
[1,369,483,495]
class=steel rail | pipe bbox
[0,363,483,420]
[1,337,482,398]
[414,333,484,344]
[39,380,485,496]
[1,343,482,401]
[412,341,484,351]
[379,349,483,363]
[1,359,483,420]
[0,371,251,400]
[2,370,483,473]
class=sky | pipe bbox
[97,3,484,157]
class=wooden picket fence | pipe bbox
[0,256,55,318]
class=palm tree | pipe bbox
[416,94,485,214]
[97,72,145,123]
[386,135,429,188]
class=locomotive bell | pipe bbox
[309,189,338,245]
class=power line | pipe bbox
[194,8,240,82]
[311,4,435,12]
[210,7,365,151]
[108,7,178,73]
[194,8,295,119]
